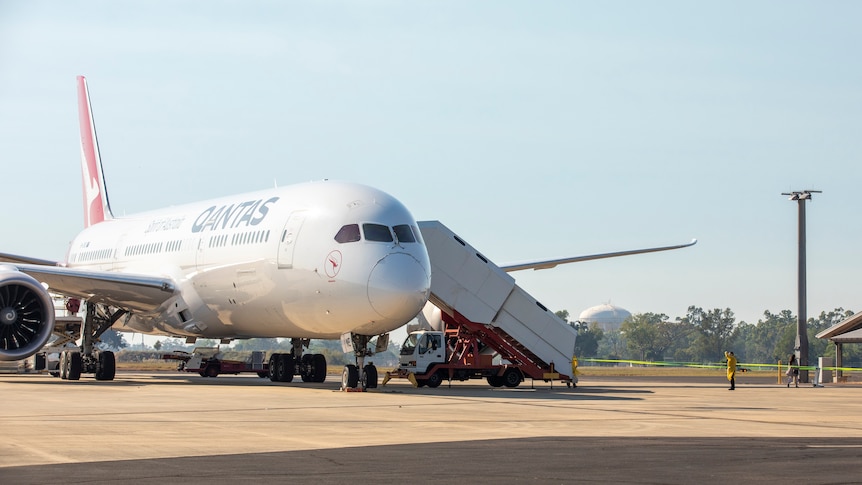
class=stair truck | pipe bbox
[383,220,577,388]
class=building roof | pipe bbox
[816,311,862,343]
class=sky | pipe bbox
[1,1,861,333]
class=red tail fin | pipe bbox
[77,75,113,227]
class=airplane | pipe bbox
[0,76,695,389]
[0,76,432,389]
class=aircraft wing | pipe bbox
[1,260,177,313]
[499,239,697,272]
[0,252,60,266]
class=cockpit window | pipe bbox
[393,224,416,243]
[334,224,361,243]
[363,223,394,242]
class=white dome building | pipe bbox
[578,304,631,332]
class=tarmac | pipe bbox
[1,371,861,484]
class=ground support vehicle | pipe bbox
[164,348,269,378]
[383,221,577,388]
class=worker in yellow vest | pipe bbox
[725,351,737,391]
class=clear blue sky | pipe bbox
[2,1,860,328]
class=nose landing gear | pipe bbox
[340,333,383,391]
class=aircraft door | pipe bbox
[278,211,307,269]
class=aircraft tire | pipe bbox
[95,351,116,381]
[269,354,282,382]
[300,354,313,382]
[363,364,377,388]
[67,352,82,381]
[59,352,68,380]
[282,354,295,382]
[312,354,327,383]
[342,364,359,388]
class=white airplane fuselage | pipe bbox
[66,180,431,340]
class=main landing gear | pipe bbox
[56,302,124,381]
[268,338,327,383]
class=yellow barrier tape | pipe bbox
[582,358,862,373]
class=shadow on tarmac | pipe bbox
[4,436,861,484]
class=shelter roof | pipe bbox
[816,311,862,342]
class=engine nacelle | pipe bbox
[0,268,56,361]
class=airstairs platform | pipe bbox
[417,221,577,381]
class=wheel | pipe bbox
[502,368,521,388]
[487,375,504,387]
[426,371,443,388]
[363,364,378,389]
[342,364,359,388]
[312,354,327,383]
[204,364,219,378]
[59,351,68,380]
[269,353,294,382]
[282,354,295,382]
[67,352,82,381]
[269,353,282,382]
[95,351,116,381]
[300,354,313,382]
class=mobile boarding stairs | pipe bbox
[410,220,578,386]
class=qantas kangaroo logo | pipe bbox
[80,145,103,227]
[325,250,342,279]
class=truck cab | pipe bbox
[399,331,446,374]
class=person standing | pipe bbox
[725,351,737,390]
[786,354,799,388]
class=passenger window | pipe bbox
[363,223,393,242]
[334,224,361,243]
[393,224,416,243]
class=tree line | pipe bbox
[559,306,858,366]
[100,305,858,368]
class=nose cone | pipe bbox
[367,253,431,323]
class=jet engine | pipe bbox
[0,268,55,361]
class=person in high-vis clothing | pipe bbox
[725,351,737,390]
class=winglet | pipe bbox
[77,75,113,227]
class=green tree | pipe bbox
[574,323,603,358]
[98,329,128,351]
[652,320,694,362]
[622,313,665,361]
[597,329,627,361]
[679,306,738,363]
[742,310,795,364]
[153,340,162,351]
[232,338,284,352]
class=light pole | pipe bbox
[781,189,821,383]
